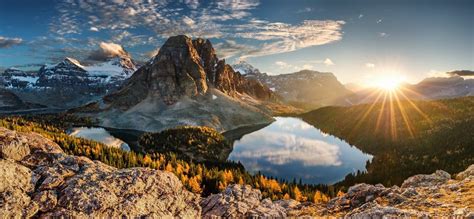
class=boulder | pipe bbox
[401,170,451,188]
[0,131,30,161]
[0,159,38,217]
[456,164,474,180]
[201,184,287,218]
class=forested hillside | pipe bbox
[302,96,474,186]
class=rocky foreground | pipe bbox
[1,127,473,218]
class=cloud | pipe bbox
[184,0,200,9]
[214,39,258,59]
[275,61,300,71]
[376,19,383,24]
[275,61,289,67]
[0,36,23,48]
[238,20,345,59]
[447,70,474,76]
[378,32,388,37]
[182,16,196,27]
[427,69,450,78]
[358,14,364,19]
[366,63,375,68]
[297,7,312,13]
[324,58,334,66]
[87,42,130,61]
[44,0,345,62]
[302,64,314,69]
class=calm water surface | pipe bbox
[69,127,131,151]
[228,117,372,184]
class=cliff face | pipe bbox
[1,127,472,218]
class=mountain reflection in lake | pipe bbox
[69,127,131,152]
[228,117,372,184]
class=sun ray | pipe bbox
[397,87,433,124]
[393,90,415,138]
[348,90,385,138]
[388,91,398,140]
[375,91,388,132]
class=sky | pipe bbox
[0,0,473,84]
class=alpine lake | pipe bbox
[69,117,372,184]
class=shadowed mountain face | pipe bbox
[0,88,45,112]
[410,76,474,99]
[81,35,277,132]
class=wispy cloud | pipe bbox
[0,36,23,48]
[297,7,312,13]
[365,63,375,68]
[43,0,345,62]
[274,58,334,72]
[323,58,334,66]
[238,20,345,59]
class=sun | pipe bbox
[371,74,406,91]
[374,77,402,91]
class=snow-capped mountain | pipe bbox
[232,61,261,76]
[1,56,137,108]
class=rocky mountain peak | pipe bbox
[105,35,274,107]
[232,61,261,76]
[39,58,87,77]
[192,38,218,83]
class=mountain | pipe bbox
[410,76,474,99]
[0,88,44,112]
[343,76,474,105]
[232,60,262,76]
[0,56,137,108]
[1,126,473,217]
[76,35,279,132]
[231,62,352,110]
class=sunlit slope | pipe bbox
[302,96,474,185]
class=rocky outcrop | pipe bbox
[201,184,288,218]
[0,127,200,218]
[204,166,474,218]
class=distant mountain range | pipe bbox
[344,75,474,105]
[0,55,137,108]
[232,61,352,110]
